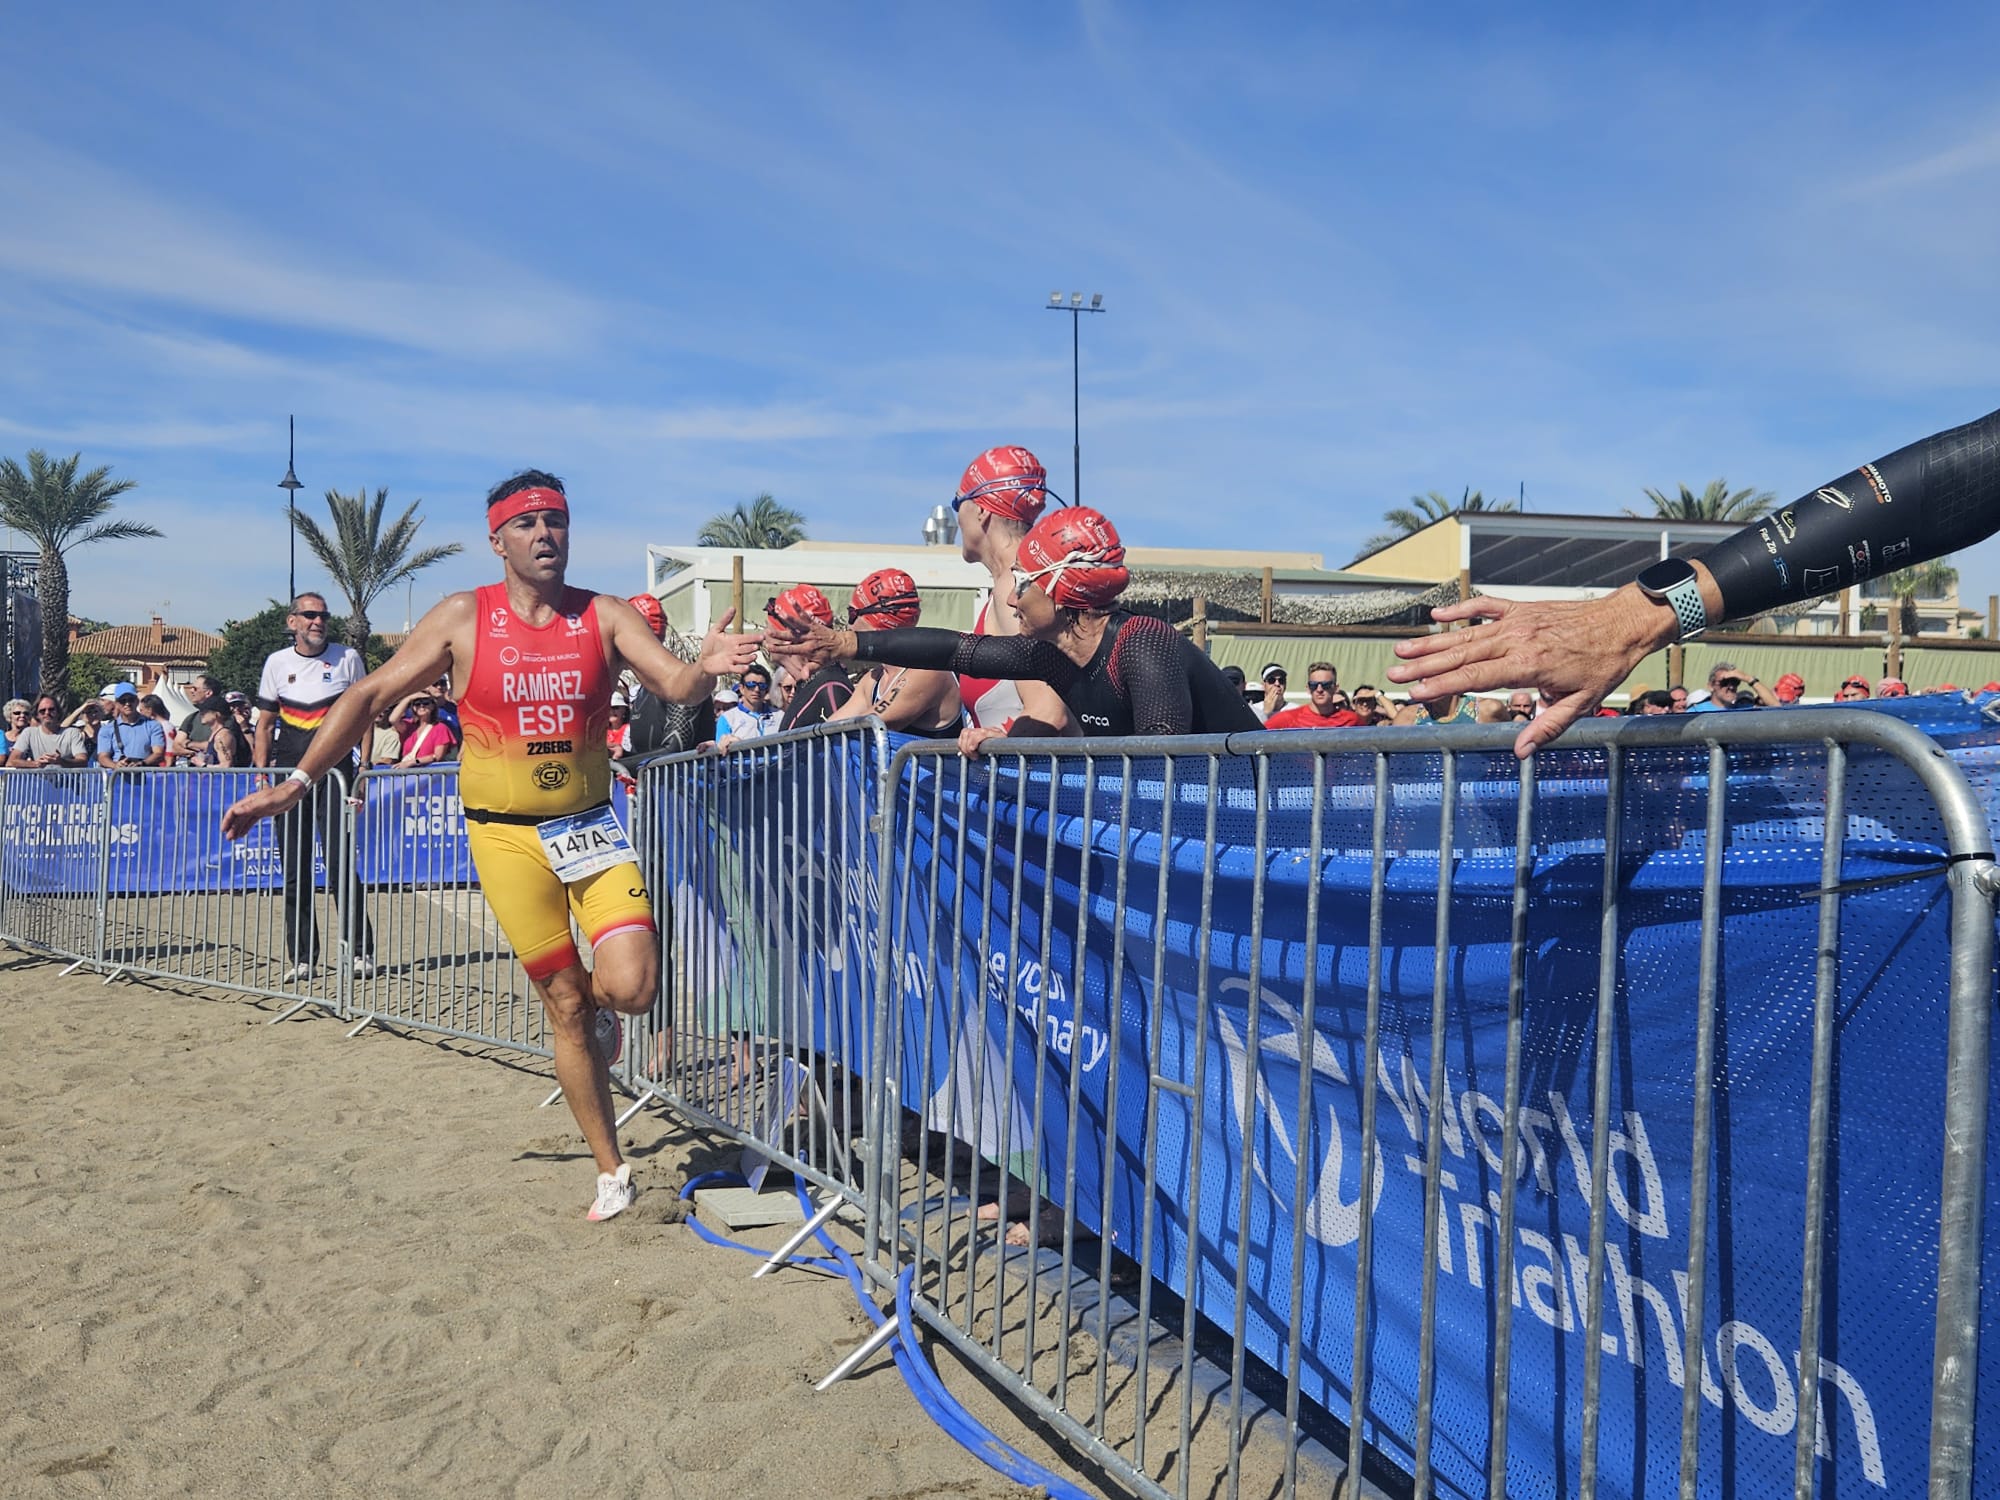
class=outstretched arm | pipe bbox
[1390,403,2000,755]
[773,615,1078,689]
[604,598,763,705]
[221,599,462,838]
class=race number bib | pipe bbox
[536,804,636,884]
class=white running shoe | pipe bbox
[281,962,314,982]
[587,1163,635,1222]
[593,1008,624,1066]
[353,956,377,980]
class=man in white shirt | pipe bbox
[254,592,375,980]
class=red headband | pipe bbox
[487,486,569,530]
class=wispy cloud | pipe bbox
[0,127,606,360]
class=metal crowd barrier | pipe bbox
[344,765,548,1054]
[626,718,891,1211]
[0,764,352,1018]
[864,710,1995,1500]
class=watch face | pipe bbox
[1638,559,1696,594]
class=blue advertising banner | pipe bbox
[0,767,517,895]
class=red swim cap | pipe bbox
[767,584,833,627]
[849,569,921,628]
[1013,507,1128,611]
[626,593,667,639]
[953,446,1054,523]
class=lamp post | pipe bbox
[1045,291,1104,508]
[278,415,303,606]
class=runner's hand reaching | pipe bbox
[697,609,767,678]
[221,776,310,841]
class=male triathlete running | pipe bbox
[222,471,763,1220]
[949,446,1075,738]
[777,508,1261,746]
[1390,402,2000,754]
[821,569,965,736]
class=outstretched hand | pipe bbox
[220,778,308,841]
[766,608,849,670]
[697,608,767,679]
[1386,587,1677,758]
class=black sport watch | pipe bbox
[1635,558,1708,642]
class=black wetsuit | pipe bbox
[779,664,854,731]
[1699,405,2000,620]
[848,612,1263,737]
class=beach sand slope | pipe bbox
[0,958,1057,1499]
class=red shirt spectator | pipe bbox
[1264,663,1363,729]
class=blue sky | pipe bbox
[8,3,2000,629]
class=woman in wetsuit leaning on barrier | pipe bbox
[775,507,1263,753]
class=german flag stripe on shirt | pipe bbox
[275,698,335,733]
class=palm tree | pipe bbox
[697,493,806,550]
[291,486,462,650]
[1626,480,1775,523]
[1876,556,1959,601]
[0,450,162,701]
[1363,488,1513,553]
[1876,556,1960,635]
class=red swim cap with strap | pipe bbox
[1013,507,1128,611]
[953,446,1055,523]
[849,569,922,628]
[767,584,834,627]
[626,593,667,639]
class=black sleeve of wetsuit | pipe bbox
[849,627,1077,689]
[1107,617,1195,736]
[1698,405,2000,621]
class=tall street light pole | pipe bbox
[278,415,303,606]
[1046,291,1104,507]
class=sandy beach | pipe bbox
[0,955,1065,1499]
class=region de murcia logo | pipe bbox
[498,646,520,667]
[532,760,570,791]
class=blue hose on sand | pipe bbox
[677,1170,1093,1500]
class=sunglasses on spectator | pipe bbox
[740,678,770,691]
[1307,678,1338,691]
[1844,678,1868,688]
[35,705,57,717]
[293,609,330,621]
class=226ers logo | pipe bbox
[532,760,571,791]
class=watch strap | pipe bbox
[1659,574,1707,642]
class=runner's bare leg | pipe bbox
[540,964,624,1175]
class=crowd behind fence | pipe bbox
[0,708,1992,1500]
